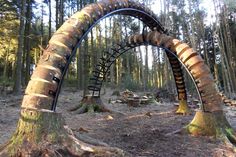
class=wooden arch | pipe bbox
[21,0,235,144]
[1,0,235,156]
[128,31,222,112]
[22,0,167,111]
[85,39,188,114]
[87,42,187,102]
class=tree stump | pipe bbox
[0,108,125,157]
[69,96,111,114]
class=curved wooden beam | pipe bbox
[22,0,166,111]
[86,42,188,114]
[128,31,222,112]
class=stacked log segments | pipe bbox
[22,0,166,110]
[127,33,187,101]
[128,31,223,112]
[22,0,222,112]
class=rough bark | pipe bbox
[24,0,32,85]
[13,0,26,94]
[69,96,111,114]
[48,0,52,39]
[3,39,10,79]
[0,108,125,157]
[55,0,59,29]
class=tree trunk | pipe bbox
[76,47,82,89]
[76,0,83,89]
[138,46,144,88]
[24,0,32,85]
[40,4,44,55]
[83,37,89,96]
[109,17,115,84]
[13,0,26,94]
[48,0,52,39]
[55,0,59,29]
[59,0,64,26]
[144,45,149,90]
[3,39,11,79]
[0,108,124,156]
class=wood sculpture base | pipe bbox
[69,96,111,114]
[185,111,236,145]
[0,108,125,157]
[176,100,190,115]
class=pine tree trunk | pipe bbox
[59,0,64,26]
[138,46,144,88]
[76,48,82,89]
[55,0,59,29]
[144,46,149,90]
[48,0,52,39]
[13,0,26,94]
[24,0,32,85]
[83,37,89,96]
[3,39,10,79]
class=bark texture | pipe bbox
[69,96,110,114]
[0,108,125,157]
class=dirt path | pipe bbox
[0,88,235,156]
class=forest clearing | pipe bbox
[0,88,236,156]
[0,0,236,156]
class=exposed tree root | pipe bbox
[175,100,190,115]
[165,110,236,152]
[166,111,236,147]
[69,96,111,114]
[0,108,126,157]
[186,111,236,151]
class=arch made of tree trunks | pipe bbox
[87,42,189,105]
[2,1,235,156]
[22,0,168,112]
[22,0,222,113]
[128,31,223,112]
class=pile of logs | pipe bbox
[111,89,156,107]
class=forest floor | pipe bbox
[0,88,236,157]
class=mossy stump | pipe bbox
[185,110,236,144]
[69,96,110,114]
[0,108,125,157]
[176,100,190,115]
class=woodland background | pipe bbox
[0,0,236,98]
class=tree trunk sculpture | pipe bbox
[0,0,165,156]
[127,31,236,141]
